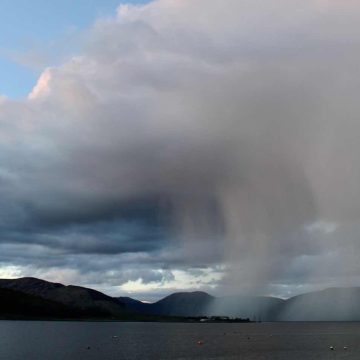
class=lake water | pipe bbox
[0,321,359,359]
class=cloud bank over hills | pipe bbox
[1,0,360,299]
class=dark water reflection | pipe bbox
[0,321,359,359]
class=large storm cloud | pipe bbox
[1,0,360,299]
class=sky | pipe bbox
[1,0,360,302]
[0,0,147,98]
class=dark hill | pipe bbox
[117,296,152,313]
[0,277,126,317]
[0,287,108,320]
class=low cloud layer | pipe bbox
[1,0,360,300]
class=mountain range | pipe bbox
[118,291,284,321]
[0,277,359,321]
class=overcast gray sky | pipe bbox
[1,0,360,301]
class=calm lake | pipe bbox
[0,321,359,359]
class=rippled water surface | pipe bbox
[0,321,359,359]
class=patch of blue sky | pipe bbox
[0,58,37,98]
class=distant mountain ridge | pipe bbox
[119,291,215,317]
[118,287,360,321]
[118,291,283,320]
[276,287,360,321]
[1,277,360,321]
